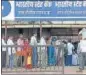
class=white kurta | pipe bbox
[40,37,46,49]
[72,54,78,65]
[67,43,74,55]
[30,36,37,46]
[55,40,61,58]
[7,39,15,55]
[40,37,47,68]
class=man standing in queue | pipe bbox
[30,33,38,68]
[77,28,86,72]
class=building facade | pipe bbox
[2,21,86,42]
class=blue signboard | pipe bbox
[2,1,86,21]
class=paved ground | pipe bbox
[1,66,86,75]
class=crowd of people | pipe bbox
[2,34,60,69]
[1,28,86,72]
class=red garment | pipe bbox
[22,41,29,56]
[25,64,32,69]
[16,40,29,56]
[24,41,32,69]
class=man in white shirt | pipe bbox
[1,35,6,68]
[77,40,86,72]
[77,28,86,72]
[7,36,15,68]
[30,34,37,46]
[67,40,74,66]
[30,33,38,67]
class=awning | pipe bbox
[2,24,86,28]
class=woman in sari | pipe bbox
[16,34,24,67]
[47,37,56,66]
[24,39,32,69]
[22,39,29,67]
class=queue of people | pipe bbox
[2,34,59,69]
[1,28,86,71]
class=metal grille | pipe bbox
[1,44,64,74]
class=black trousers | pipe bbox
[1,51,6,68]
